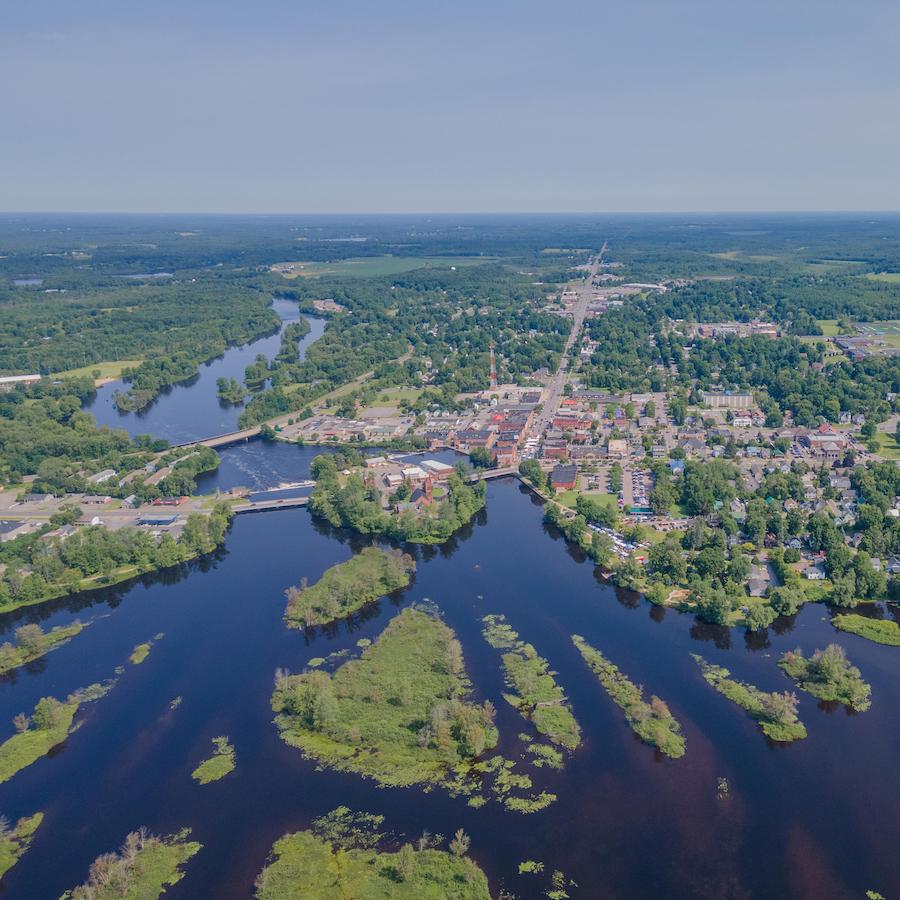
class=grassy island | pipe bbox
[572,635,685,758]
[130,633,163,665]
[693,655,807,742]
[832,614,900,646]
[308,451,486,544]
[284,547,415,629]
[61,828,201,899]
[779,644,872,711]
[0,681,114,784]
[272,607,497,789]
[191,736,236,784]
[481,615,581,751]
[0,812,43,880]
[0,621,87,675]
[255,807,490,900]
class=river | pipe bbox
[5,322,900,898]
[82,298,326,443]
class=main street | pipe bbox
[528,244,606,440]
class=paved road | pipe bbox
[528,245,606,440]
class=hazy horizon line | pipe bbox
[3,209,900,218]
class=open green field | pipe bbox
[372,387,423,408]
[277,256,496,279]
[871,431,900,460]
[816,319,841,336]
[865,272,900,283]
[53,359,143,382]
[556,489,617,512]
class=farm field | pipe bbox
[274,256,497,279]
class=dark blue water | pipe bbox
[81,299,325,443]
[0,469,898,899]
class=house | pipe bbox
[22,493,53,504]
[806,563,826,580]
[0,520,31,542]
[0,374,40,391]
[607,438,628,459]
[87,468,117,485]
[550,464,578,491]
[748,579,769,597]
[82,495,112,505]
[138,514,178,527]
[679,438,706,456]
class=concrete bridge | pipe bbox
[232,495,309,515]
[171,426,261,450]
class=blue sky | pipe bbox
[3,0,899,212]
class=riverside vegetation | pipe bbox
[0,503,233,614]
[0,621,87,675]
[572,635,685,758]
[832,613,900,646]
[0,813,43,879]
[693,655,807,742]
[284,547,415,629]
[61,828,202,899]
[191,736,236,784]
[254,807,490,900]
[0,681,116,784]
[481,615,581,750]
[779,644,872,711]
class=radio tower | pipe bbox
[489,340,498,389]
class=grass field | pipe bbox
[54,359,143,383]
[276,256,496,279]
[815,319,841,336]
[556,489,617,511]
[372,387,423,408]
[871,431,900,460]
[865,272,900,283]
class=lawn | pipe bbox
[372,387,423,408]
[864,272,900,283]
[556,489,616,512]
[276,256,496,279]
[871,431,900,461]
[815,319,841,336]
[54,359,143,383]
